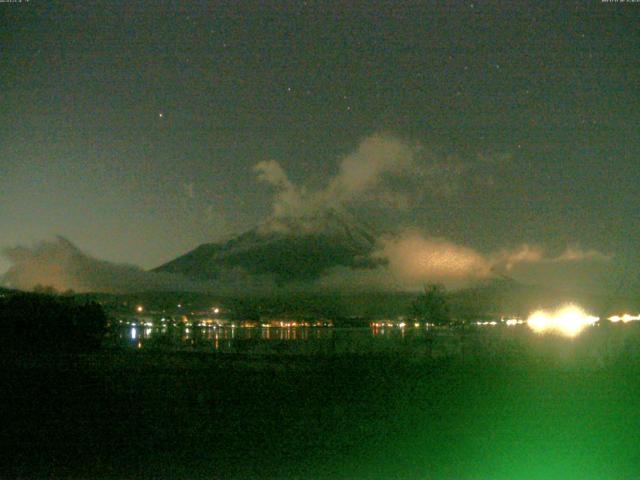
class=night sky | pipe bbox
[2,1,639,293]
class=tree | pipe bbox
[412,284,451,325]
[0,292,107,352]
[33,284,58,296]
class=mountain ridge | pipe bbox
[153,208,385,284]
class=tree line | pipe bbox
[0,292,107,352]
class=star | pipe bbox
[158,112,164,118]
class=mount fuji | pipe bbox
[153,208,385,284]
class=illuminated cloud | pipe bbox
[323,134,415,203]
[0,237,285,294]
[367,230,612,289]
[377,230,492,286]
[555,247,611,263]
[492,244,612,272]
[254,159,306,218]
[0,232,614,294]
[254,133,476,225]
[494,245,545,271]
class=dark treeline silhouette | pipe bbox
[0,292,107,352]
[412,284,451,325]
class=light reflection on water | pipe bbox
[111,324,447,355]
[108,322,640,361]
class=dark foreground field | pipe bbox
[2,331,640,479]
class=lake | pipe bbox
[106,322,640,364]
[5,322,640,479]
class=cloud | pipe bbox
[492,244,612,271]
[324,134,415,202]
[254,159,306,218]
[555,247,611,263]
[0,237,292,295]
[254,160,294,190]
[494,245,545,271]
[362,229,613,290]
[1,237,196,294]
[375,230,492,287]
[0,234,613,295]
[254,133,469,223]
[254,134,515,231]
[250,132,611,290]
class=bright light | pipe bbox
[213,307,220,314]
[608,313,640,323]
[136,305,143,313]
[398,322,406,328]
[527,304,599,337]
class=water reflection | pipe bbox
[110,322,452,355]
[105,319,640,362]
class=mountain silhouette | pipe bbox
[153,208,385,284]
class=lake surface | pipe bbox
[7,323,640,479]
[7,329,640,480]
[109,324,451,355]
[107,322,640,363]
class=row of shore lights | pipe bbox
[135,305,220,314]
[132,304,639,339]
[375,306,640,338]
